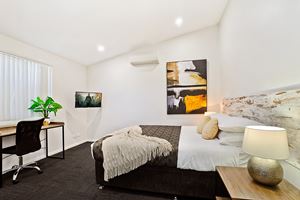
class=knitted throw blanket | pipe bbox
[102,125,172,181]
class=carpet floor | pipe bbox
[0,142,207,200]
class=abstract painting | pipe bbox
[167,59,207,114]
[75,92,102,108]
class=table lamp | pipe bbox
[242,126,289,186]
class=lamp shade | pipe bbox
[242,126,289,160]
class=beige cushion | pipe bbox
[197,116,211,133]
[202,118,219,140]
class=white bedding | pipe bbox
[177,126,249,171]
[91,125,249,173]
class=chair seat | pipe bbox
[2,145,17,154]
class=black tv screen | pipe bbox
[75,92,102,108]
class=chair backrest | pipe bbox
[15,118,44,156]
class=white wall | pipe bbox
[87,26,221,140]
[220,0,300,97]
[0,34,88,171]
[219,0,300,188]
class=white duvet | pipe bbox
[177,126,249,171]
[91,125,249,173]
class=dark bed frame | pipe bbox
[95,159,227,199]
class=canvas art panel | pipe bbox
[167,59,207,114]
[223,87,300,169]
[75,92,102,108]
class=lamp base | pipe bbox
[247,156,283,186]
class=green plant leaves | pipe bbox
[28,101,40,110]
[32,109,44,112]
[28,96,62,117]
[52,102,62,109]
[36,96,45,104]
[44,96,54,108]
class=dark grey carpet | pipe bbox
[0,143,203,200]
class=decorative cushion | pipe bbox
[202,118,219,140]
[210,113,262,133]
[196,116,211,134]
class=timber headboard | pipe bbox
[222,85,300,169]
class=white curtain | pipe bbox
[0,52,52,121]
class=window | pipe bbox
[0,52,52,121]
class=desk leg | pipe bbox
[46,126,65,160]
[45,129,48,157]
[62,126,65,159]
[0,137,3,188]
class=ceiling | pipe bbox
[0,0,228,66]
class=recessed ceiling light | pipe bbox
[175,17,183,27]
[97,45,105,52]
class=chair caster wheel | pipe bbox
[38,170,43,174]
[98,186,104,190]
[13,180,19,184]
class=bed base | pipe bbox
[95,160,226,199]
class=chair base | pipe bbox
[7,157,43,184]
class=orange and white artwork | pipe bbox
[167,60,207,114]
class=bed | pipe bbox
[91,84,300,199]
[92,123,249,199]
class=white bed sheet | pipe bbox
[177,126,249,171]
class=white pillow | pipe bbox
[219,131,244,147]
[210,113,262,133]
[218,131,242,139]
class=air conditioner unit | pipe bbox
[129,53,159,67]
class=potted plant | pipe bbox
[28,96,63,126]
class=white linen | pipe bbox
[219,134,244,147]
[177,126,249,171]
[218,131,244,147]
[90,142,95,159]
[218,131,244,139]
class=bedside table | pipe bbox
[216,166,300,200]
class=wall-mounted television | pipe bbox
[75,91,102,108]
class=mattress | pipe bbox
[178,126,249,171]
